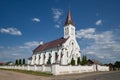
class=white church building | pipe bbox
[28,9,81,65]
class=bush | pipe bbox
[47,57,51,64]
[19,59,22,65]
[71,58,75,65]
[15,59,18,65]
[114,61,120,68]
[23,58,25,65]
[77,57,81,65]
[81,55,87,65]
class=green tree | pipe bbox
[47,54,51,64]
[19,59,22,65]
[77,57,81,65]
[47,58,51,64]
[81,55,87,65]
[23,58,25,65]
[114,61,120,69]
[71,57,75,65]
[15,59,18,65]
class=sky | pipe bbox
[0,0,120,64]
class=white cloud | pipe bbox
[19,41,39,49]
[76,28,120,63]
[32,18,40,22]
[76,28,95,39]
[55,24,60,28]
[52,8,63,21]
[95,20,102,26]
[51,8,63,29]
[0,41,39,62]
[0,27,22,36]
[0,46,4,48]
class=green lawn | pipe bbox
[0,68,52,76]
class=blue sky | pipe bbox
[0,0,120,63]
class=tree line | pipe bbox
[15,58,26,65]
[71,55,87,65]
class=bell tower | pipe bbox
[64,9,75,39]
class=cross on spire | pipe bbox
[64,9,75,26]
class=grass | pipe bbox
[0,68,52,76]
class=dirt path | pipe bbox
[0,70,119,80]
[0,70,48,80]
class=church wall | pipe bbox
[0,64,109,75]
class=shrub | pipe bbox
[71,58,75,65]
[23,58,25,65]
[77,57,81,65]
[15,59,18,65]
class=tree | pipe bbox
[114,61,120,69]
[47,54,51,64]
[23,58,25,65]
[71,58,75,65]
[19,59,22,65]
[81,55,87,65]
[15,59,18,65]
[77,57,81,65]
[47,58,51,64]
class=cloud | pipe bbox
[76,28,95,39]
[0,41,39,62]
[0,46,4,48]
[76,28,120,63]
[0,27,22,36]
[19,41,39,49]
[52,8,63,28]
[95,20,102,26]
[52,8,63,21]
[55,24,60,28]
[32,17,40,22]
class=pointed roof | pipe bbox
[64,9,75,26]
[33,37,68,53]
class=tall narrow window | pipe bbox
[47,53,51,64]
[55,52,58,62]
[67,52,68,57]
[34,55,36,60]
[44,54,46,60]
[39,55,41,60]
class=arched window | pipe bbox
[67,51,68,57]
[44,54,46,59]
[39,55,41,60]
[55,52,58,61]
[34,55,36,60]
[61,52,63,58]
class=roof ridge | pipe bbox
[33,37,68,53]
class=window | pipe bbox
[34,55,36,60]
[55,52,58,61]
[44,54,46,59]
[67,52,68,57]
[39,55,41,60]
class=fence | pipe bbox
[0,64,109,75]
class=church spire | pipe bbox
[64,9,75,26]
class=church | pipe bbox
[0,9,109,75]
[28,9,81,65]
